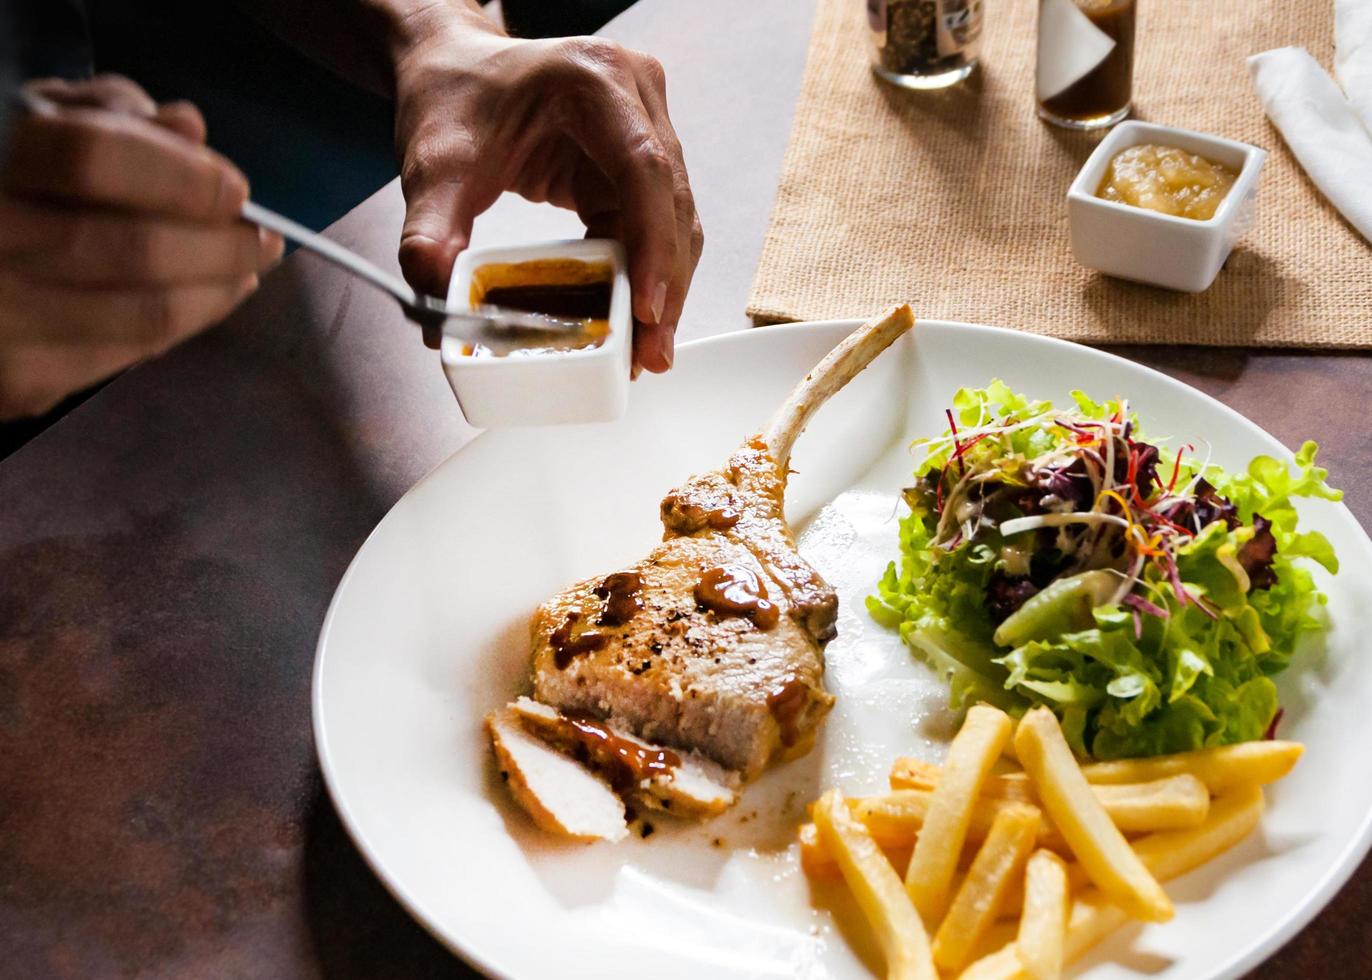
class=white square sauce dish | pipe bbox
[1067,120,1267,293]
[442,239,632,428]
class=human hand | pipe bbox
[390,14,701,376]
[0,75,282,420]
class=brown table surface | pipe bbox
[2,0,1370,976]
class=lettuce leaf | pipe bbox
[873,386,1340,759]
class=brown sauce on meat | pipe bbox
[562,712,681,791]
[594,572,644,627]
[694,565,779,629]
[767,677,809,747]
[551,612,608,668]
[662,497,742,533]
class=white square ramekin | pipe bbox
[1067,121,1267,293]
[441,239,631,428]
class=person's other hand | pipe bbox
[391,14,701,376]
[0,76,282,420]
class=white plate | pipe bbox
[313,320,1372,979]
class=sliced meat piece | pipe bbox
[486,707,627,842]
[525,306,916,783]
[509,696,739,818]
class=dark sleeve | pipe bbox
[8,0,94,81]
[0,1,16,158]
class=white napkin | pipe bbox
[1336,0,1372,133]
[1249,46,1372,244]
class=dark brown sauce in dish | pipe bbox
[561,712,681,790]
[595,571,644,627]
[694,565,780,629]
[766,677,809,747]
[551,612,609,668]
[466,258,613,356]
[482,281,611,320]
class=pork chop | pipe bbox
[524,306,916,782]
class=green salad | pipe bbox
[868,382,1341,760]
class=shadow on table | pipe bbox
[1080,248,1299,349]
[303,789,475,979]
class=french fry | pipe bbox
[955,787,1266,980]
[1014,707,1173,922]
[799,821,911,880]
[893,761,1210,833]
[905,705,1015,922]
[1015,850,1068,980]
[891,759,1036,803]
[799,814,1080,898]
[856,791,1067,853]
[1001,727,1020,765]
[812,790,938,980]
[1002,859,1087,914]
[810,765,1248,883]
[798,822,831,877]
[959,890,1128,980]
[932,804,1041,972]
[1079,741,1303,794]
[1089,774,1209,832]
[1131,784,1265,882]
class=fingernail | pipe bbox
[657,325,675,369]
[217,167,248,216]
[650,281,668,324]
[259,228,285,267]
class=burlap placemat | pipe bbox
[747,0,1372,347]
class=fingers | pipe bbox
[4,103,249,221]
[552,39,679,331]
[396,118,503,295]
[550,39,699,374]
[26,75,159,117]
[629,52,702,372]
[25,76,210,145]
[0,78,262,418]
[153,101,208,144]
[0,342,152,421]
[0,272,258,348]
[0,199,282,287]
[0,272,258,419]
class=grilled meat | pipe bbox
[493,306,916,834]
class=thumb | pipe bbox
[398,167,501,298]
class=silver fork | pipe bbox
[240,202,588,354]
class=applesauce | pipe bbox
[1096,143,1238,221]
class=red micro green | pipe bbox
[1166,443,1195,493]
[1125,446,1149,510]
[950,432,989,466]
[946,409,963,472]
[1153,512,1195,538]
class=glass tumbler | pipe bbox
[1036,0,1136,129]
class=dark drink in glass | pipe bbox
[1036,0,1136,130]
